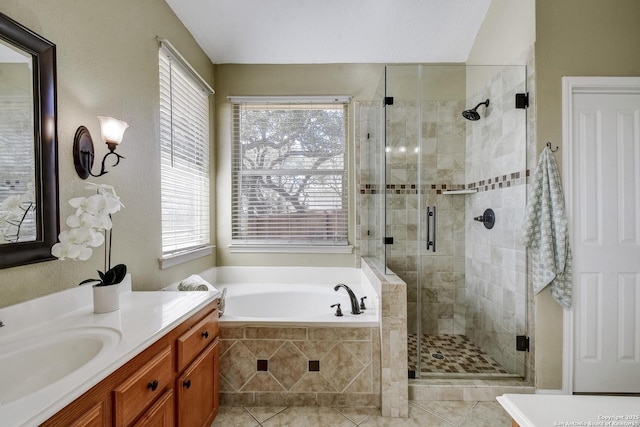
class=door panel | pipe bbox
[571,86,640,393]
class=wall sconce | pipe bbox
[73,116,129,179]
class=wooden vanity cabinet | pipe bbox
[176,341,219,427]
[42,301,219,427]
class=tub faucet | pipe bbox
[334,283,361,315]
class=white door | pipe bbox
[566,77,640,393]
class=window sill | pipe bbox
[228,244,353,254]
[158,245,215,270]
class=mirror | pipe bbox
[0,12,59,269]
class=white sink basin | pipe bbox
[0,327,121,404]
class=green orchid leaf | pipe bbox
[111,264,127,284]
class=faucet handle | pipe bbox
[0,320,4,327]
[360,296,367,310]
[330,303,343,317]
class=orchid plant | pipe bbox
[0,183,35,243]
[51,182,126,286]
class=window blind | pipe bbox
[159,45,211,255]
[229,97,349,246]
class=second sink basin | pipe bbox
[0,326,121,404]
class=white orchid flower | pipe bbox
[20,183,35,204]
[59,228,90,245]
[86,229,105,247]
[103,194,123,214]
[94,212,113,230]
[0,210,12,224]
[52,182,124,265]
[85,182,116,197]
[51,241,93,261]
[66,212,95,229]
[0,194,22,212]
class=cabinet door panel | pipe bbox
[69,402,105,427]
[133,390,174,427]
[176,340,219,427]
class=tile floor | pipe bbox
[407,334,508,375]
[211,400,513,426]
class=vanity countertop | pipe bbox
[497,393,640,427]
[0,276,220,427]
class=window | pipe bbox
[229,96,350,251]
[158,41,213,265]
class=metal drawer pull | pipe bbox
[202,330,209,339]
[183,379,191,389]
[147,379,159,392]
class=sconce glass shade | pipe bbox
[98,116,129,145]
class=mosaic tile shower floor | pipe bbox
[407,334,509,376]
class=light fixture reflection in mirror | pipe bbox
[73,117,129,179]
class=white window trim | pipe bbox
[157,37,214,95]
[158,245,215,270]
[228,95,350,104]
[229,95,351,249]
[157,38,212,266]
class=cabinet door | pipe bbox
[133,390,174,427]
[42,399,109,427]
[68,402,105,427]
[176,340,219,427]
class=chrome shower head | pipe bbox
[462,99,490,121]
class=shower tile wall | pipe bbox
[464,66,527,376]
[384,100,467,337]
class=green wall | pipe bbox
[534,0,640,390]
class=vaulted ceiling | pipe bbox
[165,0,492,64]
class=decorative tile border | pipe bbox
[359,170,530,195]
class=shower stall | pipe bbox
[357,64,529,379]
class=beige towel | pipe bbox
[177,274,217,292]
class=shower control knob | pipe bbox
[474,208,495,229]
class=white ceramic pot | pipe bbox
[93,283,120,313]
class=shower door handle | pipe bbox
[426,206,436,252]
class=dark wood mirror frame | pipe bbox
[0,12,59,269]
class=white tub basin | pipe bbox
[0,327,121,404]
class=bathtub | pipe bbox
[219,281,379,326]
[164,262,391,408]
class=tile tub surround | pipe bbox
[217,258,409,418]
[219,325,381,407]
[361,257,409,418]
[0,275,220,426]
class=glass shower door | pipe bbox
[382,64,529,379]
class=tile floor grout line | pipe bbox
[242,406,263,426]
[409,401,458,427]
[452,401,479,427]
[244,405,289,426]
[330,407,359,426]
